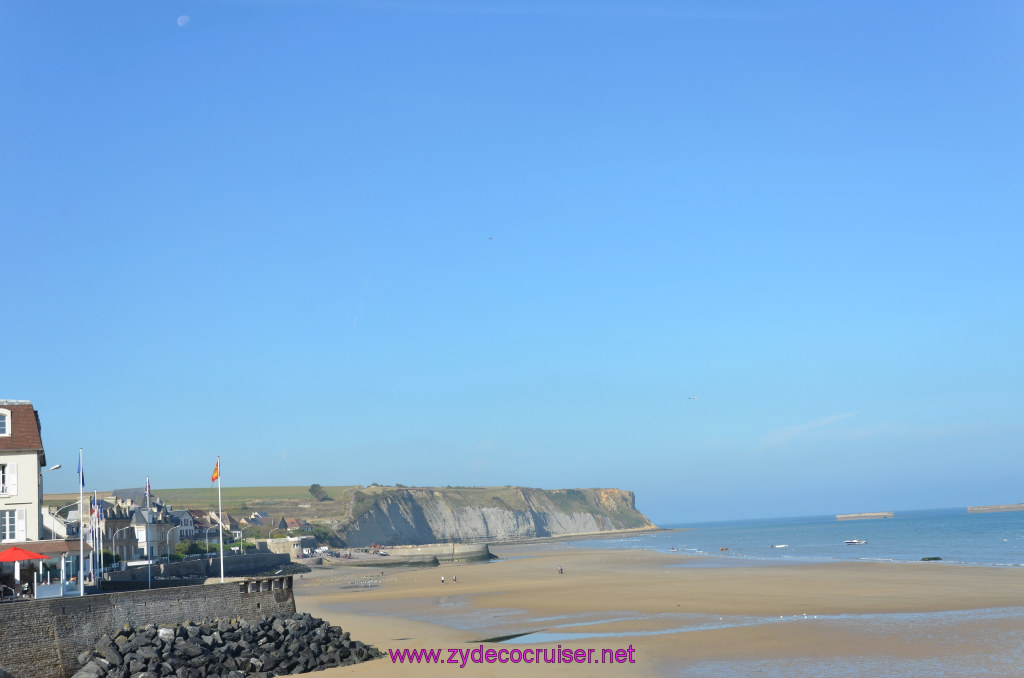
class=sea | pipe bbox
[331,507,1024,676]
[522,507,1024,674]
[561,507,1024,568]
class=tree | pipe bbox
[309,484,331,502]
[308,524,343,547]
[176,541,205,557]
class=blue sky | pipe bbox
[3,1,1021,523]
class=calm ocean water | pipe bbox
[333,508,1024,676]
[563,507,1024,567]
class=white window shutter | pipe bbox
[8,463,16,495]
[15,509,26,541]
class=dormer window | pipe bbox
[0,408,9,436]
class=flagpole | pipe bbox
[98,497,103,577]
[91,491,97,579]
[146,476,152,590]
[217,457,224,582]
[78,448,84,597]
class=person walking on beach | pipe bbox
[441,576,445,584]
[558,565,564,574]
[453,575,457,583]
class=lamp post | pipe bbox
[52,501,78,523]
[39,463,62,477]
[38,463,63,543]
[204,527,217,555]
[241,526,261,554]
[49,495,79,592]
[52,501,78,515]
[51,498,80,559]
[165,527,177,562]
[112,527,131,568]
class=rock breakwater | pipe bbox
[72,613,382,678]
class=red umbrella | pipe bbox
[0,546,49,562]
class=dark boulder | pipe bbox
[71,613,381,677]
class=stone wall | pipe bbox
[386,543,493,563]
[0,577,295,678]
[103,553,290,582]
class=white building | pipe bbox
[0,400,48,542]
[170,509,195,540]
[131,505,178,560]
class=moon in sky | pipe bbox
[177,15,190,27]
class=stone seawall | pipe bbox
[836,512,894,521]
[0,577,296,678]
[967,503,1024,513]
[386,543,494,563]
[322,544,492,568]
[103,553,290,582]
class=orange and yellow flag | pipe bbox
[211,459,220,483]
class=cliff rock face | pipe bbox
[338,487,654,547]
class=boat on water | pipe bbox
[770,544,788,549]
[845,538,867,545]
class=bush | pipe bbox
[308,524,344,547]
[309,484,332,502]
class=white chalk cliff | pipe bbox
[338,487,654,546]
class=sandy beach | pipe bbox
[293,544,1024,676]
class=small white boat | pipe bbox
[771,544,788,549]
[845,539,866,545]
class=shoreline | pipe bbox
[293,540,1024,676]
[306,527,674,569]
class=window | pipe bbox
[0,511,14,540]
[0,408,9,436]
[0,463,15,495]
[0,510,25,542]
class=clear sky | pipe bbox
[3,1,1021,524]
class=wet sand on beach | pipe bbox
[294,546,1024,676]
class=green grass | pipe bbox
[152,486,361,521]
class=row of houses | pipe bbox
[1,399,309,564]
[49,499,311,563]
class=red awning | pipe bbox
[0,546,50,562]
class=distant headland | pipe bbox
[46,484,657,548]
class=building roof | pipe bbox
[130,506,173,526]
[212,512,241,529]
[188,510,215,528]
[0,539,91,556]
[0,400,45,464]
[102,505,133,521]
